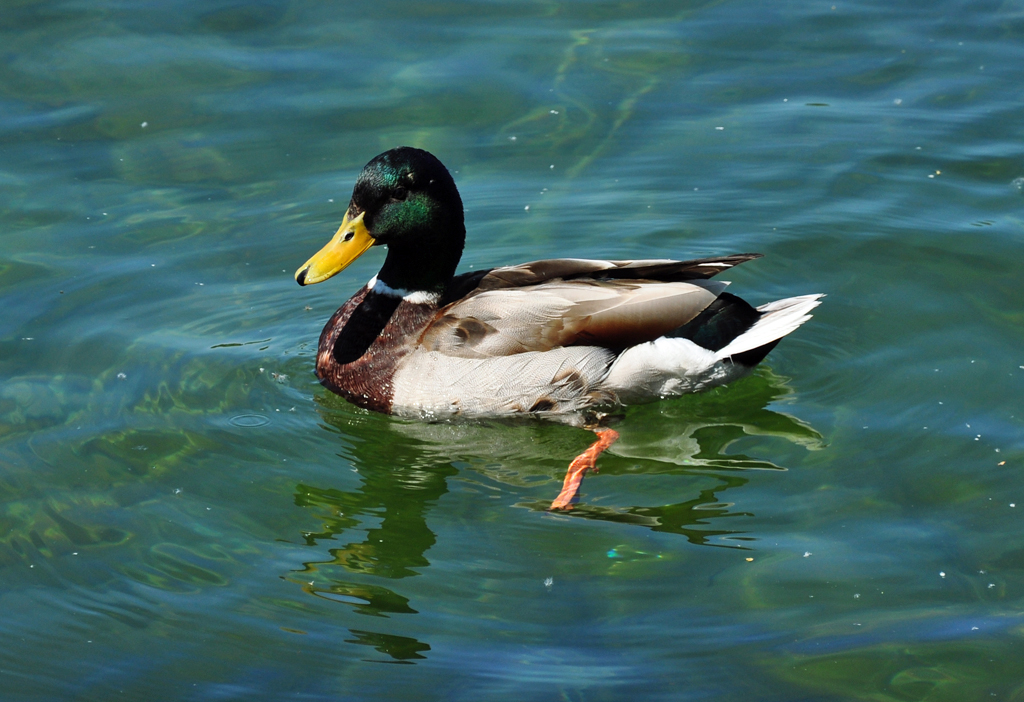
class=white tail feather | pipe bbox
[715,294,824,360]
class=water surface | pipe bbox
[3,0,1024,699]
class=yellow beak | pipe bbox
[295,211,374,286]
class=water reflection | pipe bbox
[545,370,823,545]
[282,414,457,662]
[551,473,756,549]
[286,369,821,661]
[344,629,430,665]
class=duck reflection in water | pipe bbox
[285,368,821,662]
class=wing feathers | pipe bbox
[471,253,760,293]
[573,280,727,348]
[421,279,726,357]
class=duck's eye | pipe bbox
[392,186,409,202]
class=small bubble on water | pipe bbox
[544,577,553,587]
[1012,177,1024,193]
[117,372,127,379]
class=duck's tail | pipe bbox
[714,293,824,364]
[600,293,823,404]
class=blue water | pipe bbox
[3,0,1024,700]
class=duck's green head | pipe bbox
[295,147,466,294]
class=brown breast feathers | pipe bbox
[316,288,437,413]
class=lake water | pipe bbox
[3,0,1024,699]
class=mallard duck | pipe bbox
[296,147,821,508]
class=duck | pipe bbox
[296,147,822,509]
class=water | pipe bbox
[3,0,1024,699]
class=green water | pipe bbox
[3,0,1024,699]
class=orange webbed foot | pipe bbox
[549,428,620,511]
